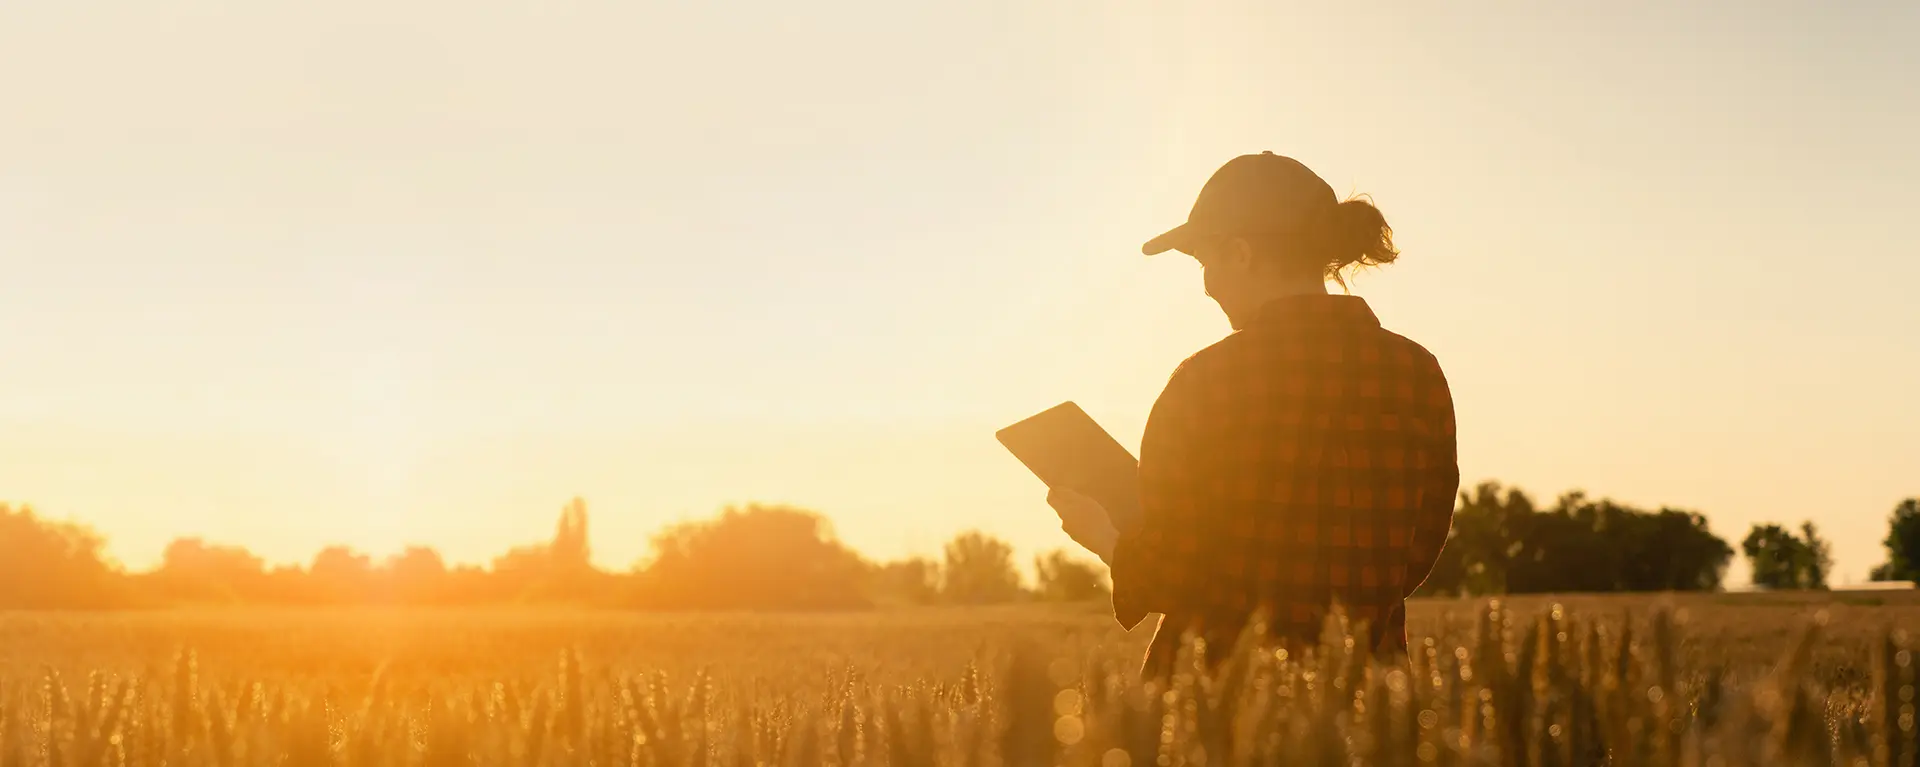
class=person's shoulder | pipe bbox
[1144,337,1233,410]
[1164,330,1251,383]
[1369,325,1444,373]
[1366,327,1451,399]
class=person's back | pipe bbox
[1046,152,1458,678]
[1114,293,1455,675]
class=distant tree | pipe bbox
[871,556,943,606]
[309,545,375,604]
[941,531,1023,605]
[551,497,591,571]
[1801,522,1832,589]
[1503,491,1621,593]
[1611,505,1736,592]
[150,537,268,603]
[533,497,610,602]
[491,541,551,599]
[382,545,449,604]
[1411,482,1731,596]
[492,498,609,604]
[1743,522,1830,590]
[1743,524,1801,589]
[1033,549,1109,602]
[0,503,126,608]
[1869,498,1920,583]
[633,504,871,610]
[1414,482,1533,597]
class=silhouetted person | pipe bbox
[1048,152,1459,678]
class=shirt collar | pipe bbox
[1250,293,1381,329]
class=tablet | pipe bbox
[995,401,1142,533]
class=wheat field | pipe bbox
[1,594,1916,766]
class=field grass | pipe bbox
[1,592,1916,765]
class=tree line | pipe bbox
[1413,482,1916,596]
[2,483,1915,610]
[0,498,1108,610]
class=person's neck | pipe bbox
[1245,278,1329,307]
[1226,279,1330,330]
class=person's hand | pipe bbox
[1047,487,1118,564]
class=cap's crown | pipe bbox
[1142,151,1337,255]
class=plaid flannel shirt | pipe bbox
[1109,294,1458,675]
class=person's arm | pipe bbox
[1403,355,1459,596]
[1107,361,1206,631]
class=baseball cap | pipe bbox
[1141,151,1338,256]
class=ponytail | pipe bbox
[1322,195,1398,288]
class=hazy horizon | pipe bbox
[3,1,1916,584]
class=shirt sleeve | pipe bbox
[1403,354,1460,596]
[1109,358,1206,631]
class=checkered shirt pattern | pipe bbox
[1109,294,1459,675]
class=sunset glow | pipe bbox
[2,1,1915,585]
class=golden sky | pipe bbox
[2,2,1915,582]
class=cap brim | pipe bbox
[1141,222,1195,256]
